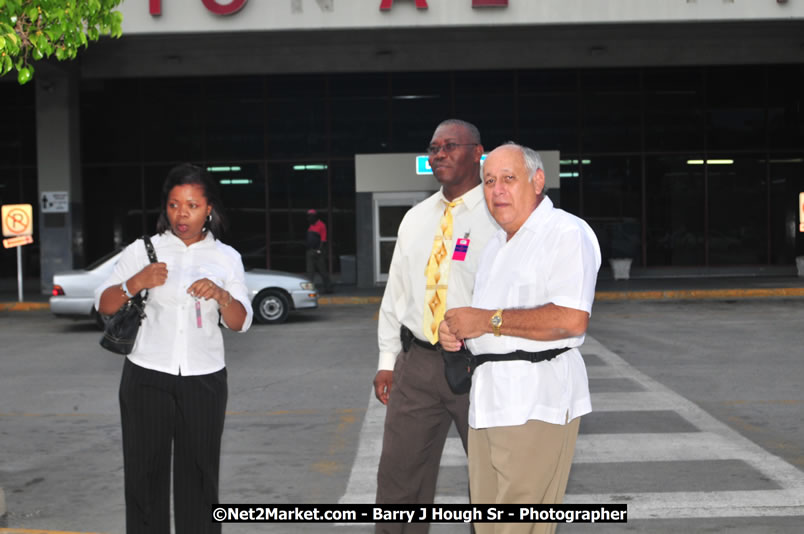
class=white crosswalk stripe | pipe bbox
[339,335,804,520]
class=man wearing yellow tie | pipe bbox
[374,119,497,534]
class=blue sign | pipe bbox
[416,155,487,175]
[416,156,432,175]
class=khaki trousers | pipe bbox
[468,416,581,534]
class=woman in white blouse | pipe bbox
[96,163,253,534]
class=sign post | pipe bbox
[2,204,34,302]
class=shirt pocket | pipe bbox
[186,264,229,288]
[512,278,549,308]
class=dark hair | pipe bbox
[435,119,482,145]
[156,163,227,238]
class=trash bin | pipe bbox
[339,255,356,285]
[609,258,633,280]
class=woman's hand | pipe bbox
[188,277,247,330]
[187,278,230,307]
[130,262,168,293]
[98,262,168,315]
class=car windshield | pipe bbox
[85,249,122,271]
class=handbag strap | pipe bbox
[136,235,159,304]
[142,235,158,264]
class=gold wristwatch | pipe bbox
[490,308,503,337]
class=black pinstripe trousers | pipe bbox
[119,358,227,534]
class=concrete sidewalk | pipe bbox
[2,274,804,311]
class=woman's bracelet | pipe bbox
[220,292,233,309]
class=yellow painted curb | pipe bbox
[595,287,804,301]
[318,296,383,306]
[0,302,50,311]
[3,287,804,311]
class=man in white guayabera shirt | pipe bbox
[439,142,601,534]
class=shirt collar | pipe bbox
[163,230,216,248]
[495,195,554,241]
[437,182,484,210]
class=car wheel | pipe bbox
[253,289,290,324]
[91,307,108,330]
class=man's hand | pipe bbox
[438,320,462,352]
[443,307,493,341]
[373,370,393,405]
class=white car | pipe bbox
[50,249,318,326]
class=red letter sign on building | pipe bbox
[150,0,161,15]
[380,0,429,10]
[473,0,508,6]
[202,0,248,15]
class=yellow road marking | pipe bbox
[311,412,357,477]
[2,287,804,312]
[0,302,50,311]
[595,287,804,301]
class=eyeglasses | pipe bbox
[426,142,478,156]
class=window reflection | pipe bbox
[205,78,264,161]
[267,75,327,157]
[581,70,641,152]
[644,68,704,151]
[768,156,804,263]
[707,155,766,265]
[83,166,144,264]
[268,162,329,273]
[582,156,642,262]
[707,67,765,150]
[454,71,515,148]
[214,163,267,270]
[330,74,389,155]
[390,72,451,152]
[519,70,579,153]
[645,156,705,266]
[68,66,804,280]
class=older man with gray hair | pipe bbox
[439,142,601,534]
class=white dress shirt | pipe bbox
[95,231,253,376]
[466,196,601,429]
[377,183,498,371]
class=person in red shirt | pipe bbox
[306,209,333,293]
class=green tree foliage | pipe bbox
[0,0,123,84]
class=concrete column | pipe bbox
[35,63,84,294]
[355,192,374,288]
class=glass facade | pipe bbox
[4,63,803,280]
[0,81,38,278]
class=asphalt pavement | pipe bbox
[1,274,804,533]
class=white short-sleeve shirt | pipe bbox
[466,197,601,429]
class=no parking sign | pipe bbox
[2,204,34,248]
[1,203,33,301]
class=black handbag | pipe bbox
[99,236,158,355]
[441,348,476,395]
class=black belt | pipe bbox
[472,347,569,368]
[439,345,570,395]
[400,325,439,352]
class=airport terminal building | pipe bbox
[2,0,804,291]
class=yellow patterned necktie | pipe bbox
[423,198,463,344]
